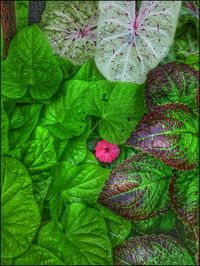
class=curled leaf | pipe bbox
[126,103,199,170]
[98,153,172,221]
[95,1,181,83]
[113,234,195,265]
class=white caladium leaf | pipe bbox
[39,1,98,65]
[95,1,182,83]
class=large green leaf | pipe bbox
[1,157,40,258]
[83,81,145,144]
[98,153,172,221]
[13,245,64,265]
[9,104,42,149]
[41,80,89,139]
[38,203,112,265]
[114,234,195,265]
[169,167,199,229]
[47,161,110,205]
[2,25,62,100]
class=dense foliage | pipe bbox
[1,1,199,265]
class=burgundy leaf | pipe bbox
[126,103,199,170]
[98,153,172,221]
[145,62,199,111]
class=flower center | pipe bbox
[104,147,110,153]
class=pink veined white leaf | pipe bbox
[95,1,182,84]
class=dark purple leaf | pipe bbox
[98,153,172,221]
[145,62,199,111]
[126,103,199,170]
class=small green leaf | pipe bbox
[72,60,105,81]
[133,209,176,235]
[9,104,42,149]
[95,204,131,247]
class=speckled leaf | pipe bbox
[39,1,98,65]
[145,62,199,111]
[169,167,199,229]
[38,203,112,265]
[126,103,199,170]
[2,25,62,100]
[95,1,181,83]
[41,80,89,139]
[113,234,195,265]
[13,245,64,265]
[98,153,172,221]
[1,157,40,258]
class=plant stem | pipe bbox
[1,0,17,59]
[28,0,46,25]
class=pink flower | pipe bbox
[95,140,120,163]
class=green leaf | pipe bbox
[72,60,105,81]
[38,203,112,265]
[41,80,89,139]
[1,157,40,258]
[9,104,42,149]
[114,234,195,265]
[169,167,199,229]
[83,151,99,165]
[15,1,28,32]
[133,209,176,235]
[62,164,110,205]
[95,204,131,247]
[60,117,91,164]
[56,56,79,80]
[98,153,172,221]
[21,130,57,175]
[13,245,64,265]
[2,25,62,100]
[48,162,110,205]
[84,81,146,144]
[1,104,9,155]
